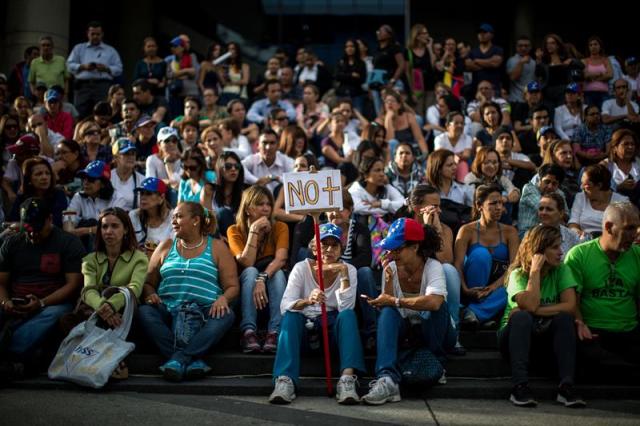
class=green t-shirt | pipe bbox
[500,264,577,330]
[564,239,640,332]
[28,55,69,88]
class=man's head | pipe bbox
[477,23,494,44]
[132,79,153,105]
[87,21,103,45]
[477,80,494,99]
[28,113,47,133]
[44,89,62,114]
[19,197,53,244]
[613,78,630,101]
[515,36,531,57]
[39,36,54,59]
[537,164,565,194]
[25,46,39,65]
[258,129,279,164]
[280,66,294,85]
[265,80,282,103]
[530,105,550,131]
[121,99,140,123]
[525,81,542,105]
[601,202,640,253]
[183,96,201,119]
[268,107,288,132]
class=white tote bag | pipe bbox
[48,287,136,388]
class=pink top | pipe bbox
[583,61,609,92]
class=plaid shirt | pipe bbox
[571,124,613,152]
[385,162,425,198]
[517,182,568,238]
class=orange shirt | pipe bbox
[227,221,289,262]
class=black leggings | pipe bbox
[497,310,576,386]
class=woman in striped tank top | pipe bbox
[139,202,239,382]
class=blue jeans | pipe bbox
[442,263,461,328]
[375,304,457,384]
[463,247,508,322]
[240,267,286,333]
[0,303,73,355]
[357,267,379,335]
[272,310,365,385]
[137,303,234,365]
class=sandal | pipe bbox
[110,361,129,380]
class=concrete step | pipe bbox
[11,376,640,400]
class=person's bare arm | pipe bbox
[274,189,305,223]
[141,239,172,301]
[534,288,576,317]
[408,113,428,155]
[41,272,83,307]
[213,239,240,304]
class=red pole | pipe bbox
[313,216,333,396]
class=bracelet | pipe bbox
[256,272,269,282]
[395,297,401,308]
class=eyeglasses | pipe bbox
[184,165,200,171]
[84,130,100,136]
[224,163,240,170]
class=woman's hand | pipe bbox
[530,253,546,273]
[105,312,123,328]
[367,293,396,308]
[253,279,268,310]
[210,295,231,319]
[307,288,326,305]
[250,216,271,234]
[97,303,122,328]
[575,319,597,341]
[421,205,442,233]
[145,293,162,305]
[462,286,483,300]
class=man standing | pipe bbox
[242,129,293,193]
[464,23,504,95]
[0,198,85,382]
[506,37,536,103]
[67,21,123,118]
[564,202,640,367]
[29,36,69,96]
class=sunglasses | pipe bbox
[184,165,200,171]
[224,163,240,170]
[84,130,100,136]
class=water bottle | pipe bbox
[306,317,320,351]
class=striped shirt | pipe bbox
[158,236,221,312]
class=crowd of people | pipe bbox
[1,19,639,408]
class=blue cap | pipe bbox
[77,160,110,180]
[170,36,185,48]
[376,218,424,251]
[135,177,168,195]
[478,23,494,33]
[565,82,579,93]
[537,125,556,140]
[112,138,136,156]
[45,89,61,102]
[319,223,342,241]
[526,81,541,92]
[157,126,179,143]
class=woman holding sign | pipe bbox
[227,185,289,354]
[270,224,365,405]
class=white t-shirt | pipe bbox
[280,260,357,317]
[554,104,583,140]
[111,170,145,210]
[434,133,473,154]
[601,99,639,118]
[129,209,175,245]
[569,191,629,234]
[67,193,127,225]
[145,155,182,184]
[502,152,532,181]
[383,259,447,319]
[225,135,252,159]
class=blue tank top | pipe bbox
[468,221,509,262]
[158,236,221,312]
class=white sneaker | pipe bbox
[362,376,401,405]
[269,376,296,404]
[438,369,447,385]
[336,375,360,405]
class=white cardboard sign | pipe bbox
[283,170,343,214]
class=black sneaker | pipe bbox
[510,383,538,407]
[557,384,586,408]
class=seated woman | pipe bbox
[279,125,311,163]
[217,118,252,160]
[348,156,405,219]
[62,208,148,377]
[518,164,568,239]
[375,90,428,158]
[52,139,88,196]
[569,164,628,238]
[177,148,211,204]
[129,177,174,256]
[227,99,260,146]
[296,83,330,140]
[67,161,125,242]
[320,112,352,169]
[473,102,503,149]
[227,185,288,354]
[538,139,581,208]
[454,184,519,326]
[433,111,473,181]
[139,202,239,381]
[110,138,145,211]
[498,225,584,408]
[426,149,474,208]
[384,141,425,198]
[146,127,183,199]
[464,147,520,224]
[362,218,456,405]
[76,120,112,164]
[269,224,365,405]
[537,193,582,259]
[8,158,68,227]
[571,104,611,167]
[200,126,224,171]
[601,128,640,196]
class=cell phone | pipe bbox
[11,297,29,305]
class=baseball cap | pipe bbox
[319,223,342,242]
[537,125,557,141]
[170,36,185,48]
[77,160,111,180]
[112,138,137,156]
[478,23,494,34]
[7,133,40,155]
[157,126,179,143]
[134,177,168,195]
[376,218,424,251]
[526,81,541,92]
[565,82,579,93]
[20,197,52,232]
[45,89,61,103]
[134,115,156,130]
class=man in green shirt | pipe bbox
[564,201,640,365]
[28,36,69,95]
